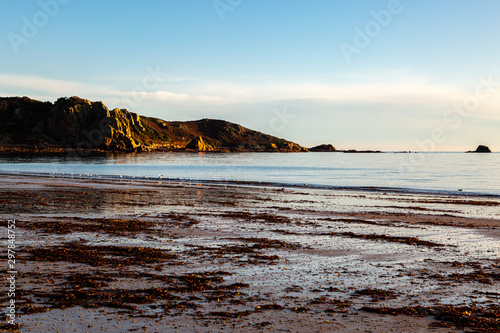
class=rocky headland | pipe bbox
[0,96,307,153]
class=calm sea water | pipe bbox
[1,152,499,196]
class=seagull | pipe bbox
[158,175,163,179]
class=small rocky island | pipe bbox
[467,145,492,153]
[309,144,337,152]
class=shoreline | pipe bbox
[2,170,500,199]
[1,173,499,332]
[0,147,309,154]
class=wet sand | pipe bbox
[1,173,499,332]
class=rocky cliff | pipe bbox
[0,96,306,153]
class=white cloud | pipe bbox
[0,73,222,108]
[0,72,473,109]
[2,72,499,124]
[0,73,116,98]
[145,91,223,103]
[194,79,465,108]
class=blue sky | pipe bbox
[1,0,500,151]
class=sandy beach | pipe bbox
[1,173,499,333]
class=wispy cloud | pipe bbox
[2,72,498,122]
[145,91,224,103]
[0,74,117,98]
[193,76,466,107]
[0,73,217,107]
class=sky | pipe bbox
[1,0,500,151]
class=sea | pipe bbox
[1,152,499,196]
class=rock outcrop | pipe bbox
[0,96,307,153]
[342,149,382,153]
[185,136,213,151]
[472,145,492,153]
[309,144,337,152]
